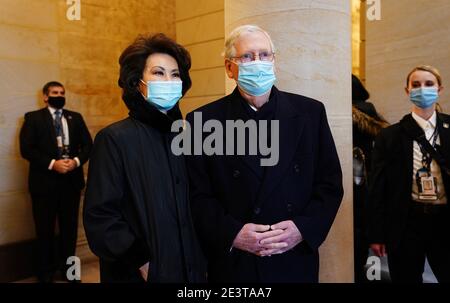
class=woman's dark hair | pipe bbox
[352,74,370,103]
[118,33,192,96]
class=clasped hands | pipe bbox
[232,220,302,257]
[53,159,77,174]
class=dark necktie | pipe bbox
[54,110,64,158]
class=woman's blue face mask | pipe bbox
[141,80,182,111]
[409,87,439,109]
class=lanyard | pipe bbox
[419,126,438,170]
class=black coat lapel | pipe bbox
[401,124,414,193]
[399,114,423,198]
[437,113,450,190]
[437,113,450,161]
[255,90,304,207]
[43,108,58,149]
[225,89,265,179]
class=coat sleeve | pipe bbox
[19,112,53,169]
[292,103,344,251]
[83,129,149,269]
[367,130,388,244]
[185,112,245,256]
[74,113,93,165]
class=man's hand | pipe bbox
[370,243,386,257]
[258,220,302,256]
[65,159,77,172]
[53,159,71,174]
[232,223,286,255]
[53,159,77,174]
[139,262,149,282]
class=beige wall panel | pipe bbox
[366,0,450,123]
[185,67,226,98]
[176,11,224,45]
[176,0,224,21]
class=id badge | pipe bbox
[56,136,63,148]
[418,176,438,201]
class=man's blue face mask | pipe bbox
[236,60,276,96]
[141,80,182,111]
[409,87,439,109]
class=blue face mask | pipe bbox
[142,80,182,111]
[236,61,276,96]
[409,87,439,109]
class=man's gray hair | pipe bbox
[223,24,275,59]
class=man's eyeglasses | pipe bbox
[230,51,275,63]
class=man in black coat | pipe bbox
[19,81,92,282]
[185,25,343,282]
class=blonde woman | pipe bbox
[368,65,450,282]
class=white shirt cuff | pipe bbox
[74,157,81,167]
[48,159,56,170]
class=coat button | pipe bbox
[253,207,261,215]
[232,170,240,178]
[287,203,293,212]
[294,164,300,173]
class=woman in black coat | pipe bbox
[83,34,206,283]
[368,65,450,282]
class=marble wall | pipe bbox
[176,0,226,115]
[0,0,175,248]
[366,0,450,123]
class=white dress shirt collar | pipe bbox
[412,111,437,131]
[47,105,63,116]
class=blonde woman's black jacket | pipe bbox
[368,113,450,251]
